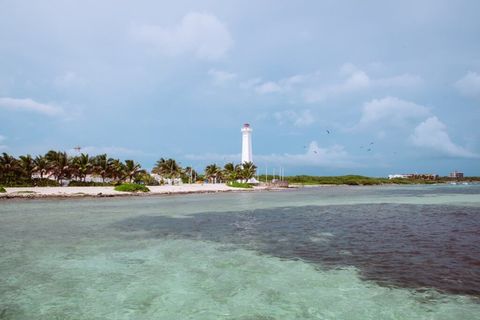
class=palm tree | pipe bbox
[124,160,144,182]
[183,166,198,184]
[241,162,257,182]
[33,155,48,179]
[0,152,20,185]
[152,158,182,184]
[45,150,70,183]
[92,154,111,183]
[205,163,221,183]
[235,164,244,181]
[72,153,92,182]
[109,159,125,182]
[19,155,34,181]
[223,162,237,182]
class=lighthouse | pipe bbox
[241,123,253,164]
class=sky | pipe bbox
[1,0,479,176]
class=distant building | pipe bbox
[388,173,438,180]
[449,171,464,179]
[388,174,413,179]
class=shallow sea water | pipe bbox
[1,184,479,319]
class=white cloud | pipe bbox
[274,109,315,127]
[305,68,370,102]
[305,64,422,103]
[455,71,480,99]
[130,12,233,60]
[240,78,262,89]
[410,116,478,158]
[255,81,282,94]
[0,97,64,116]
[257,142,359,168]
[208,69,236,86]
[185,141,359,168]
[356,96,430,128]
[66,146,149,157]
[255,74,309,94]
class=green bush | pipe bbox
[0,186,6,193]
[134,173,159,186]
[227,181,253,188]
[114,183,150,192]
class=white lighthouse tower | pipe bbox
[241,123,253,164]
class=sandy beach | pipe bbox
[0,184,275,199]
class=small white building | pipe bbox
[150,173,183,185]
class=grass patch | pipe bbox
[114,183,150,193]
[227,181,253,188]
[0,186,6,193]
[14,190,37,194]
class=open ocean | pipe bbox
[1,184,479,319]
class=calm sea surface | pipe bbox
[1,184,479,319]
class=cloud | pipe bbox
[256,142,359,168]
[208,69,236,86]
[0,97,64,116]
[410,116,478,158]
[130,12,233,60]
[66,146,150,158]
[254,74,309,95]
[185,141,359,168]
[356,96,430,129]
[255,81,282,94]
[274,109,315,127]
[305,64,422,102]
[455,71,480,99]
[240,78,262,89]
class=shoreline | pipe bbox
[0,184,290,200]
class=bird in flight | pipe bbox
[73,146,82,152]
[326,130,330,134]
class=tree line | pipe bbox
[0,151,257,187]
[151,158,257,183]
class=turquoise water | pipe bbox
[1,185,479,319]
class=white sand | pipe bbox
[1,184,271,198]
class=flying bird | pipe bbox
[369,142,374,145]
[73,146,82,152]
[326,130,330,134]
[367,148,371,152]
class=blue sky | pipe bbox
[1,0,479,176]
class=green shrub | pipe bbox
[0,186,6,193]
[227,181,253,188]
[114,183,150,192]
[134,173,159,186]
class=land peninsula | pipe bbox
[1,150,478,199]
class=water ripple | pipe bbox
[115,203,480,297]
